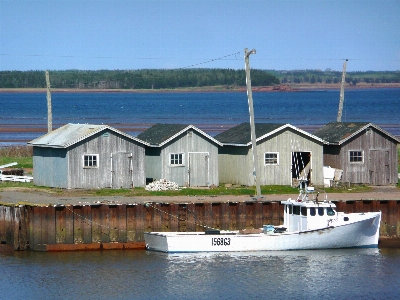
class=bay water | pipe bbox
[1,89,400,298]
[1,88,399,146]
[1,248,400,299]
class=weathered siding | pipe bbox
[219,146,252,185]
[337,129,398,185]
[1,200,399,251]
[67,130,145,189]
[218,129,324,186]
[258,129,324,186]
[160,131,219,186]
[144,147,162,181]
[33,147,68,188]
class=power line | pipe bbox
[178,52,241,69]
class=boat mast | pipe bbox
[336,59,348,122]
[244,48,261,198]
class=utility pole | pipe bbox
[337,59,348,122]
[244,48,261,198]
[45,70,52,132]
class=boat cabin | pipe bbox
[281,187,337,232]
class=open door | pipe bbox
[292,152,311,187]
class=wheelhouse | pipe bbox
[281,193,337,232]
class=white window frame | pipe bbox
[264,152,279,165]
[170,153,184,166]
[349,150,364,163]
[83,154,99,168]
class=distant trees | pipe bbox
[1,69,398,89]
[0,69,280,89]
[267,70,400,85]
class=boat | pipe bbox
[144,184,381,253]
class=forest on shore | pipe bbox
[0,69,398,90]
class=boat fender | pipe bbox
[205,229,220,235]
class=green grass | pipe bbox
[0,156,33,169]
[0,182,374,198]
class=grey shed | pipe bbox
[28,123,148,189]
[138,124,222,187]
[215,123,326,187]
[313,122,399,185]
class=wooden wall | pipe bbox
[1,200,399,251]
[218,129,325,186]
[159,130,219,187]
[33,130,146,189]
[324,129,398,185]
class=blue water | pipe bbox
[1,248,399,299]
[1,89,399,145]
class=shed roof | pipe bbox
[214,123,325,146]
[28,123,148,148]
[313,122,400,145]
[137,124,223,147]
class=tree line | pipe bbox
[268,69,400,85]
[1,69,398,89]
[0,69,280,89]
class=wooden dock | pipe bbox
[1,200,399,251]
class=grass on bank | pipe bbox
[0,181,373,198]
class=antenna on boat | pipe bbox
[45,70,52,132]
[244,48,261,198]
[337,59,348,122]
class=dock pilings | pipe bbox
[0,200,399,251]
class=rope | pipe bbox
[65,203,216,234]
[145,203,217,231]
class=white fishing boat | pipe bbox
[144,185,381,253]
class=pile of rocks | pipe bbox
[145,179,180,191]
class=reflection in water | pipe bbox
[1,248,399,299]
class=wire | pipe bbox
[178,51,242,69]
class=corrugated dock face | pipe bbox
[0,200,399,251]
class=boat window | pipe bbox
[310,207,316,216]
[288,205,292,214]
[327,207,335,216]
[301,207,307,216]
[318,207,324,216]
[293,206,300,215]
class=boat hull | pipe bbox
[144,212,381,253]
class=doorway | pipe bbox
[292,151,311,187]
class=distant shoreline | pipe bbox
[1,83,400,93]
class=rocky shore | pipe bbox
[1,82,400,94]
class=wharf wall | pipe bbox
[1,200,399,251]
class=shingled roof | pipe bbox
[215,123,325,145]
[28,123,148,148]
[137,124,223,147]
[313,122,400,145]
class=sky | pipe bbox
[1,0,399,72]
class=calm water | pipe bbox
[1,248,400,299]
[1,88,399,145]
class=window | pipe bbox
[318,207,324,216]
[301,207,307,216]
[264,152,279,165]
[349,151,363,163]
[293,206,300,215]
[170,153,184,166]
[310,207,316,216]
[83,154,98,168]
[327,207,335,216]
